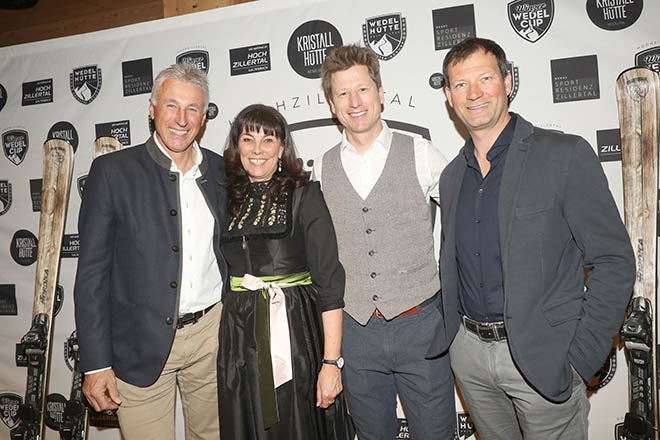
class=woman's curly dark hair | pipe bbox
[224,104,310,216]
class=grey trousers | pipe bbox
[450,322,590,440]
[341,298,456,440]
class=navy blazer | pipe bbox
[428,114,635,402]
[74,137,228,387]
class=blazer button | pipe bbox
[366,228,373,234]
[370,272,377,278]
[368,250,375,256]
[169,174,177,182]
[172,245,179,252]
[170,281,177,288]
[170,209,177,216]
[166,317,173,324]
[362,207,369,213]
[372,295,379,301]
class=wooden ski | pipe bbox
[617,66,660,440]
[92,136,122,160]
[12,139,74,440]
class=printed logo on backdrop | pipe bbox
[122,57,153,96]
[177,49,210,73]
[586,0,643,31]
[2,129,29,166]
[47,121,79,153]
[587,347,617,390]
[29,178,42,211]
[44,393,66,430]
[508,61,520,102]
[207,103,219,120]
[455,412,477,439]
[396,418,409,439]
[10,229,38,266]
[0,393,22,428]
[636,46,660,73]
[77,175,87,199]
[432,4,476,51]
[362,13,407,61]
[230,43,271,76]
[54,284,63,317]
[614,422,625,439]
[95,120,131,146]
[508,0,554,43]
[551,55,600,103]
[429,72,444,89]
[0,83,7,113]
[288,20,343,79]
[70,65,102,105]
[596,129,622,162]
[0,180,12,216]
[22,78,53,106]
[0,284,18,316]
[62,233,80,258]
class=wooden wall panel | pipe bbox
[0,0,254,48]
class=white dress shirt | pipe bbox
[312,121,447,202]
[154,135,223,314]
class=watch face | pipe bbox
[337,357,344,368]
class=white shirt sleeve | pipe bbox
[311,155,323,189]
[414,138,448,203]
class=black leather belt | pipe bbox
[462,315,507,342]
[177,303,217,329]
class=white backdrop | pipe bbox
[1,0,658,438]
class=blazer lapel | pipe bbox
[498,116,534,264]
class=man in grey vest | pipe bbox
[314,45,456,440]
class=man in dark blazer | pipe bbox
[74,63,227,439]
[427,37,635,439]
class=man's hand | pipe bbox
[83,369,122,411]
[316,364,343,408]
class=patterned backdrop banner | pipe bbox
[1,0,658,438]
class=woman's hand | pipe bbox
[316,363,343,408]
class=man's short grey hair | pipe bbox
[151,63,209,112]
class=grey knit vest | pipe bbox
[322,132,440,324]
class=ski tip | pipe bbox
[616,66,658,81]
[43,138,74,156]
[93,136,123,159]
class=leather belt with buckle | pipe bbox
[372,294,437,319]
[462,315,507,342]
[177,303,216,329]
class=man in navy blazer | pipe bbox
[427,37,635,439]
[74,64,228,439]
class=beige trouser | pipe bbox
[116,302,222,440]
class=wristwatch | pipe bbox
[322,357,344,369]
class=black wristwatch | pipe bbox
[322,357,344,369]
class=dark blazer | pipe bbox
[74,137,228,387]
[428,114,635,402]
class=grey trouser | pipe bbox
[450,322,590,440]
[341,297,456,440]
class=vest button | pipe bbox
[169,174,177,182]
[172,245,179,252]
[166,317,173,324]
[362,206,369,213]
[372,295,379,301]
[366,228,373,234]
[370,272,377,278]
[368,250,375,256]
[170,209,177,216]
[170,281,178,288]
